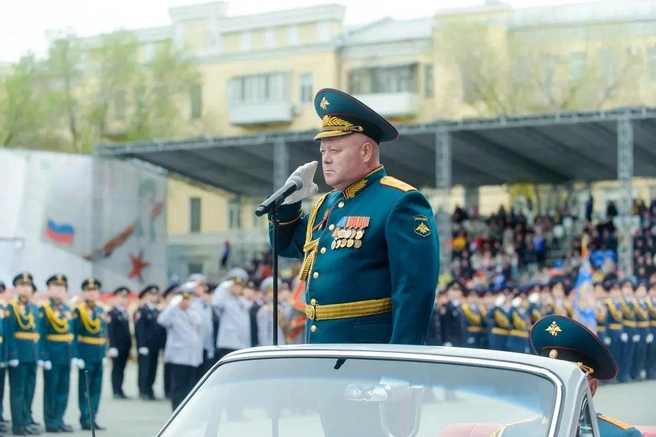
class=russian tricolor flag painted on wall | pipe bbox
[45,219,75,245]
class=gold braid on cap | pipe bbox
[318,116,364,136]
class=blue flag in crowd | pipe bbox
[573,254,597,334]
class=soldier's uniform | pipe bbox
[134,285,161,400]
[73,278,107,431]
[618,279,636,383]
[107,286,132,399]
[0,281,8,433]
[256,277,287,346]
[157,288,204,411]
[159,284,178,399]
[5,272,41,436]
[487,291,510,352]
[270,88,440,345]
[605,281,625,374]
[506,293,531,354]
[39,274,75,433]
[646,283,656,380]
[492,315,642,437]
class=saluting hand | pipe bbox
[282,161,319,205]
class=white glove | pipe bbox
[511,297,521,308]
[604,337,612,346]
[77,359,86,369]
[169,295,183,307]
[443,342,453,347]
[37,360,44,368]
[495,295,506,307]
[71,358,79,369]
[282,161,319,205]
[621,333,628,342]
[138,347,149,356]
[102,357,109,366]
[44,361,52,371]
[8,360,18,368]
[647,334,654,344]
[108,348,119,358]
[528,293,539,304]
[633,334,640,343]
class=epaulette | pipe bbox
[598,415,632,430]
[379,176,416,193]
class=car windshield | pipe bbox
[159,355,559,437]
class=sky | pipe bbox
[0,0,602,64]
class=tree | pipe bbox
[0,54,52,148]
[435,18,648,117]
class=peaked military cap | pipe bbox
[619,278,634,288]
[313,88,399,144]
[82,277,101,291]
[530,315,617,381]
[139,284,159,299]
[162,283,178,299]
[13,271,33,287]
[224,267,248,285]
[46,274,68,288]
[176,283,195,300]
[260,276,281,293]
[112,286,130,297]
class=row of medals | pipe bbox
[331,227,364,250]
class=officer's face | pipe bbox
[16,283,32,296]
[320,134,376,190]
[622,284,634,297]
[636,285,647,298]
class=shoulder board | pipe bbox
[379,176,416,193]
[598,415,632,430]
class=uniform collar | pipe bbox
[18,295,29,303]
[341,165,386,200]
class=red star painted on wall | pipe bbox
[128,250,150,283]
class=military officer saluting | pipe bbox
[134,285,161,401]
[5,272,41,436]
[269,88,440,345]
[39,274,75,433]
[73,278,107,431]
[107,287,132,399]
[492,315,642,437]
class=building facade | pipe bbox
[78,0,656,279]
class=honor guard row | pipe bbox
[430,278,656,382]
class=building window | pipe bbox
[240,31,252,51]
[317,21,331,42]
[228,198,242,230]
[288,25,299,46]
[647,46,656,83]
[187,262,203,275]
[539,54,556,100]
[569,52,586,83]
[189,84,202,119]
[299,73,313,103]
[599,50,618,95]
[424,65,434,97]
[227,73,292,103]
[189,197,201,233]
[347,64,418,95]
[113,91,126,120]
[264,28,276,49]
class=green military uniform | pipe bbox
[39,274,76,433]
[73,278,107,431]
[5,272,41,436]
[269,88,440,346]
[0,281,8,434]
[492,315,642,437]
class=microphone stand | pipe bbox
[271,205,280,347]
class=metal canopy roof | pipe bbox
[94,106,656,198]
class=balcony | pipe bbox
[228,101,295,126]
[352,92,421,118]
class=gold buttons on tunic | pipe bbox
[310,299,317,305]
[320,247,326,254]
[329,224,335,231]
[338,201,345,208]
[313,272,319,279]
[310,325,317,332]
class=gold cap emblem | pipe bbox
[546,321,562,336]
[320,96,329,110]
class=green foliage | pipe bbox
[0,29,202,153]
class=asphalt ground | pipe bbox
[6,363,654,437]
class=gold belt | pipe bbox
[78,335,106,345]
[467,326,483,333]
[651,321,656,327]
[305,297,392,321]
[597,326,606,332]
[609,323,623,330]
[637,321,649,328]
[15,332,39,341]
[491,328,509,336]
[623,320,637,328]
[509,330,529,338]
[46,334,74,342]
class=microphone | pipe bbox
[255,176,304,217]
